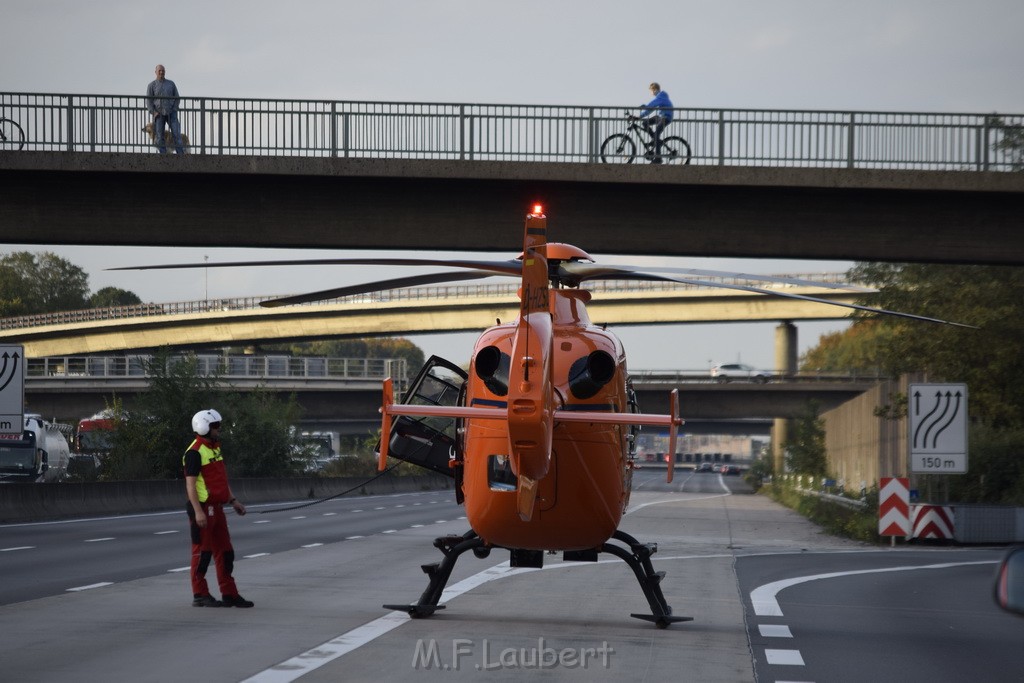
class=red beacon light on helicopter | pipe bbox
[530,203,545,216]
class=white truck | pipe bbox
[0,414,71,483]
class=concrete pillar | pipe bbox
[772,418,789,475]
[773,321,798,474]
[774,321,798,378]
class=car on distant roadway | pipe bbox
[710,363,772,384]
[723,464,741,475]
[696,462,714,472]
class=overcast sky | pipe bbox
[3,1,1022,371]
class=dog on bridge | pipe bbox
[142,121,190,154]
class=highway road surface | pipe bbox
[1,469,1021,682]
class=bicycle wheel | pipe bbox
[660,136,691,165]
[600,133,636,164]
[0,118,25,150]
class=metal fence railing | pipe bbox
[1,93,1021,170]
[26,354,407,381]
[25,355,875,386]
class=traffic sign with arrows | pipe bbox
[0,345,25,435]
[908,383,968,474]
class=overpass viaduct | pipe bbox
[0,279,866,357]
[1,94,1022,264]
[22,356,873,437]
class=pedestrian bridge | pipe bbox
[0,277,868,357]
[1,93,1022,264]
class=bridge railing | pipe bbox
[0,274,856,331]
[24,355,880,385]
[2,92,1021,170]
[26,354,407,382]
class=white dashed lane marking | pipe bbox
[765,649,805,666]
[759,624,793,638]
[67,582,113,592]
[1,546,35,552]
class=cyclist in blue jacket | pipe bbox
[637,82,673,164]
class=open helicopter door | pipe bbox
[377,356,467,478]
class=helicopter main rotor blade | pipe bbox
[579,270,978,329]
[559,262,867,291]
[109,257,523,276]
[259,269,512,307]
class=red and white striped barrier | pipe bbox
[911,504,955,540]
[878,477,910,537]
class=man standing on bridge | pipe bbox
[184,408,254,608]
[146,64,185,154]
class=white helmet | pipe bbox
[192,409,223,436]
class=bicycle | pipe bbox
[0,117,25,150]
[600,113,691,165]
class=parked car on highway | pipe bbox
[710,363,772,384]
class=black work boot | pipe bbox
[192,594,224,607]
[222,594,255,608]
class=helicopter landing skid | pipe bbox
[383,530,482,618]
[384,528,691,628]
[602,529,693,629]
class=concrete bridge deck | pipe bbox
[3,152,1022,264]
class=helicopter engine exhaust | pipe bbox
[568,350,616,400]
[474,345,510,396]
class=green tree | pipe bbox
[988,115,1024,171]
[0,251,91,313]
[90,286,143,308]
[800,320,892,374]
[104,350,307,480]
[0,261,31,316]
[947,424,1024,505]
[785,401,828,477]
[848,262,1024,428]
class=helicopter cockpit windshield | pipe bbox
[380,356,467,477]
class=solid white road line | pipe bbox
[750,560,997,617]
[241,562,532,683]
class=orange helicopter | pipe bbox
[376,205,688,627]
[115,204,973,628]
